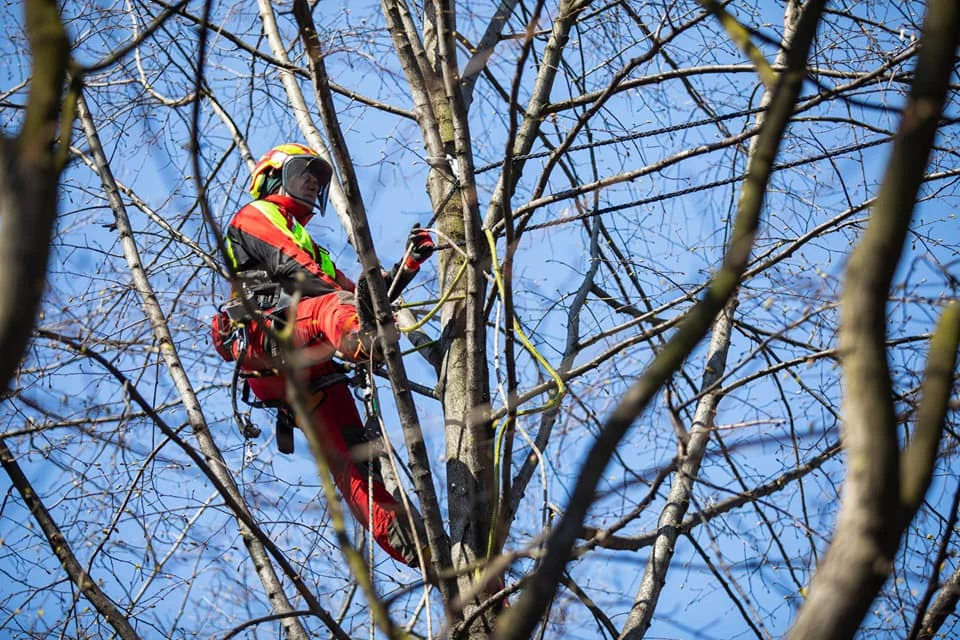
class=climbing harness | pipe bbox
[214,269,355,452]
[231,355,372,455]
[217,269,440,453]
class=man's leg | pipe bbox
[289,294,422,563]
[291,292,376,363]
[304,381,426,567]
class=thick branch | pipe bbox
[493,1,825,636]
[916,565,960,640]
[619,296,738,639]
[0,0,72,395]
[788,1,960,637]
[433,2,499,634]
[900,304,960,511]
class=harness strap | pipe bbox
[232,361,365,455]
[276,409,295,454]
[230,343,261,440]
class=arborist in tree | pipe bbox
[210,142,435,569]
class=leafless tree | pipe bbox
[1,1,957,639]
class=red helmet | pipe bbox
[249,143,333,215]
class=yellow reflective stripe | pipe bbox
[248,200,336,279]
[316,246,336,280]
[249,200,315,259]
[224,237,238,271]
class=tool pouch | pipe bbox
[276,408,295,454]
[211,310,237,362]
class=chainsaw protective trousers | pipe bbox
[235,292,426,567]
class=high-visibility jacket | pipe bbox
[225,194,356,297]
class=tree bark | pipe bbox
[916,566,960,640]
[787,1,960,638]
[0,0,73,395]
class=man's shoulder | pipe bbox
[232,199,279,221]
[239,199,275,212]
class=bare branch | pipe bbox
[0,0,73,394]
[789,1,960,636]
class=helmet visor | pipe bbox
[281,156,332,214]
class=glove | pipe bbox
[403,223,435,270]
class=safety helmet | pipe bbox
[249,143,333,215]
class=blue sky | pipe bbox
[2,1,959,638]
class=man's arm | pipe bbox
[383,224,436,300]
[333,267,356,293]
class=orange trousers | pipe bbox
[236,292,423,566]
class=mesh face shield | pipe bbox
[281,155,332,215]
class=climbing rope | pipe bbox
[483,228,566,414]
[481,227,566,565]
[380,221,565,567]
[357,353,435,638]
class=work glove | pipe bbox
[403,223,435,270]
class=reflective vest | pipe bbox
[226,200,336,279]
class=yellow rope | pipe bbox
[397,260,467,333]
[482,227,566,564]
[388,226,565,566]
[483,228,565,415]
